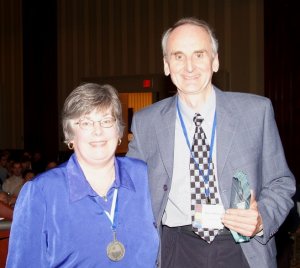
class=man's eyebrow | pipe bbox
[170,49,208,55]
[194,49,207,53]
[170,51,183,56]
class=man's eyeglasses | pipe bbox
[75,117,116,130]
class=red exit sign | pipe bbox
[143,79,151,88]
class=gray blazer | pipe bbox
[127,87,295,268]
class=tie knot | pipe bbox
[193,113,203,126]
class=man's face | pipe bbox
[163,24,219,96]
[0,156,7,167]
[12,163,22,177]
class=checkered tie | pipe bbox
[190,113,219,243]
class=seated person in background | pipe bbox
[22,169,35,182]
[45,160,58,170]
[20,155,32,173]
[0,153,9,188]
[31,151,46,174]
[6,169,36,208]
[0,191,13,221]
[2,161,23,197]
[6,83,159,268]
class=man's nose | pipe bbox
[185,58,194,73]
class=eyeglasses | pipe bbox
[75,117,116,130]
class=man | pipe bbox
[0,154,9,188]
[2,161,24,197]
[127,17,295,268]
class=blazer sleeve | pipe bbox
[127,113,146,162]
[6,181,48,268]
[255,99,295,244]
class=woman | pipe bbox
[6,83,159,267]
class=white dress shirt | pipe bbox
[163,89,224,227]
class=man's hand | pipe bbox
[221,190,263,237]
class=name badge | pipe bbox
[193,204,225,229]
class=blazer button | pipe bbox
[163,184,168,191]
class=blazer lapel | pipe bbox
[215,88,239,205]
[155,96,177,180]
[151,91,240,204]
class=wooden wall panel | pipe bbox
[0,0,264,155]
[128,92,153,113]
[0,0,23,149]
[57,0,264,114]
[264,0,300,182]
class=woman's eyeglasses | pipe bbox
[75,117,116,130]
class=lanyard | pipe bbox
[176,97,217,197]
[104,188,119,231]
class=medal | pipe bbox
[107,231,125,261]
[104,188,126,261]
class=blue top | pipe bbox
[6,154,159,268]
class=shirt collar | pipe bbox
[68,154,136,202]
[177,88,216,125]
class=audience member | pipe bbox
[0,153,9,188]
[4,169,36,208]
[45,161,58,170]
[22,169,35,182]
[2,161,24,197]
[31,151,46,174]
[20,155,32,172]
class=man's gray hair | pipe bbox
[161,17,219,56]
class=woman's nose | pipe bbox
[93,121,103,135]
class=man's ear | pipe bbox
[163,57,170,76]
[212,54,219,73]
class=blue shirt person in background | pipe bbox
[6,83,159,267]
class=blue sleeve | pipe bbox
[6,181,48,268]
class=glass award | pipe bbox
[229,171,251,243]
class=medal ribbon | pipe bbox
[176,96,217,198]
[104,188,119,231]
[104,187,125,262]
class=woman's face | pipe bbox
[71,109,119,168]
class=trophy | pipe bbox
[230,171,251,243]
